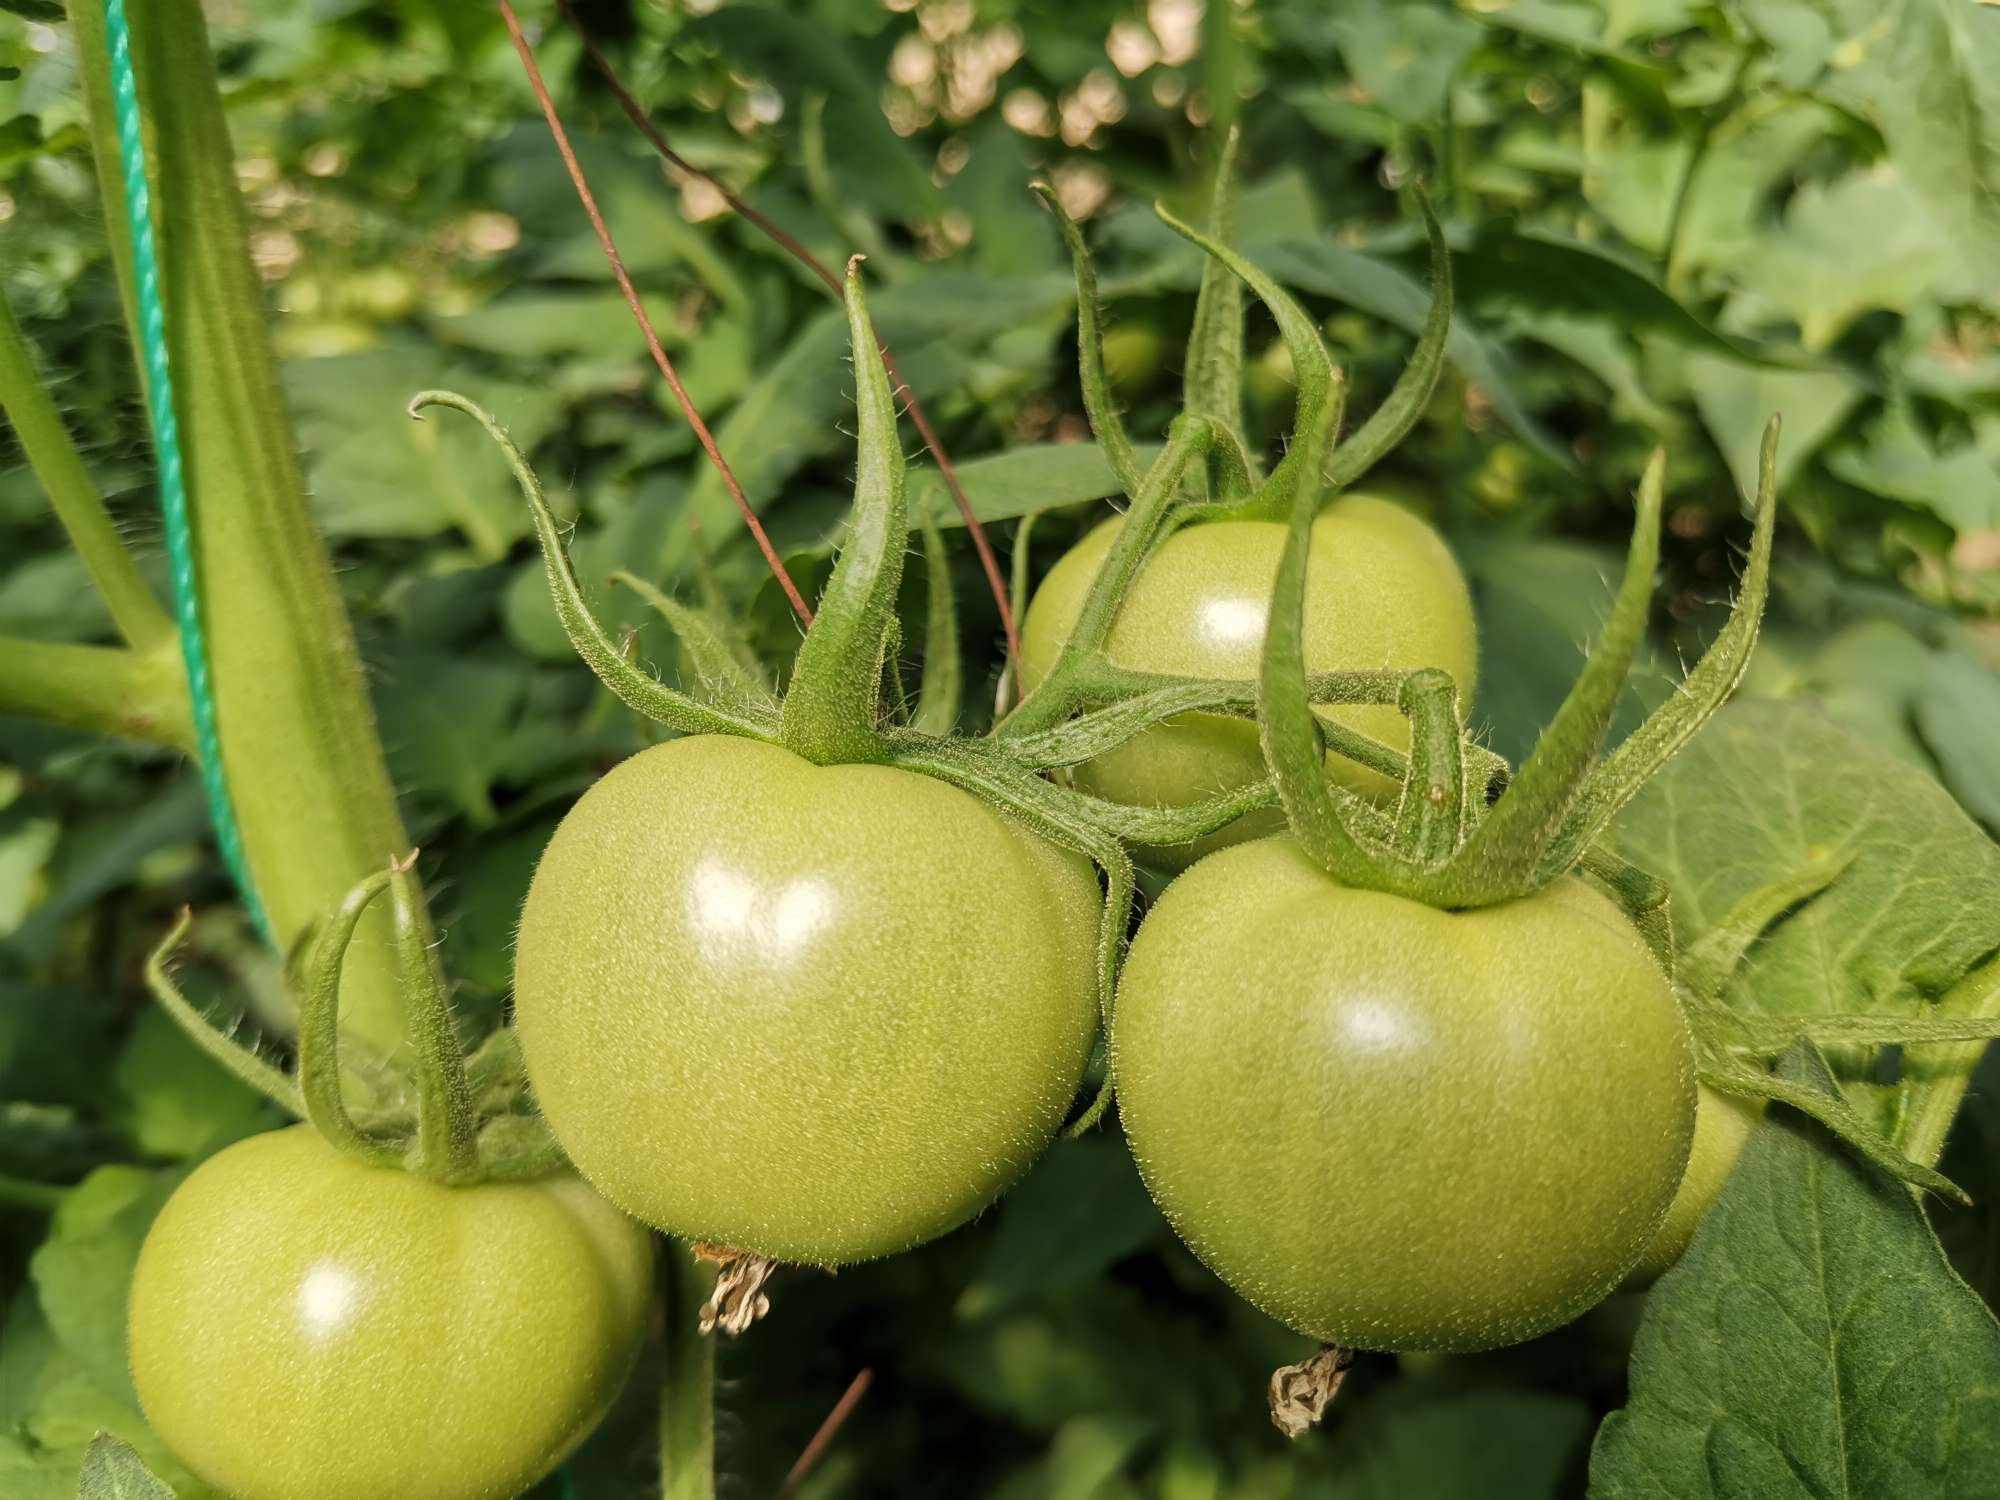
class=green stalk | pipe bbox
[1900,953,2000,1169]
[69,0,412,1056]
[0,635,190,748]
[661,1241,718,1500]
[0,289,173,650]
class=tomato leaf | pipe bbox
[74,1435,176,1500]
[1590,1044,2000,1499]
[28,1166,178,1407]
[907,443,1162,530]
[1615,698,2000,1138]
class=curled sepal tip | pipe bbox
[143,910,305,1117]
[777,264,907,766]
[296,867,406,1171]
[408,391,767,742]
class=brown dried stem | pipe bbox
[774,1367,875,1500]
[496,0,812,625]
[552,0,1021,688]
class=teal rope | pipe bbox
[102,0,267,937]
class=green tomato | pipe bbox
[1113,837,1695,1353]
[128,1125,652,1500]
[1019,498,1478,866]
[1624,1083,1764,1286]
[514,733,1101,1266]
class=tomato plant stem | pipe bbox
[69,0,417,1059]
[0,635,191,750]
[660,1241,718,1500]
[0,290,173,652]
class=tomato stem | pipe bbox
[660,1241,718,1500]
[1390,669,1469,866]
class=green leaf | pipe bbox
[1459,227,1795,366]
[907,443,1160,530]
[956,1135,1164,1319]
[374,650,527,827]
[1246,237,1575,474]
[29,1166,178,1407]
[288,342,560,557]
[1615,698,2000,1132]
[1591,1044,2000,1499]
[1828,408,2000,539]
[75,1436,175,1500]
[1732,171,1959,352]
[1327,1389,1592,1499]
[1684,353,1862,502]
[108,1009,270,1160]
[1915,649,2000,832]
[1325,0,1481,123]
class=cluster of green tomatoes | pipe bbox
[126,199,1779,1498]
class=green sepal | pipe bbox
[1445,448,1668,902]
[609,569,777,717]
[1577,843,1677,975]
[296,868,407,1171]
[1256,373,1410,891]
[887,733,1134,1135]
[411,390,769,741]
[1181,124,1250,498]
[912,512,963,735]
[384,854,480,1184]
[1541,417,1781,876]
[1698,1043,1970,1206]
[779,262,907,766]
[1033,186,1142,498]
[1155,204,1334,520]
[142,909,304,1116]
[1322,194,1452,499]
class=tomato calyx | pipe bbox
[143,850,562,1186]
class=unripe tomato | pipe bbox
[514,734,1101,1266]
[1624,1083,1764,1285]
[128,1126,652,1500]
[1113,838,1695,1353]
[1019,498,1478,865]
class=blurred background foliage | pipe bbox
[3,1,1999,1495]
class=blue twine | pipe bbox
[101,0,268,938]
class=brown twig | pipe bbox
[496,0,812,625]
[774,1367,874,1500]
[553,0,1022,688]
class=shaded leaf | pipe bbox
[75,1435,175,1500]
[1591,1045,2000,1499]
[1685,353,1862,501]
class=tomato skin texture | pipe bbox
[1020,499,1478,864]
[1624,1083,1764,1285]
[1113,838,1695,1353]
[514,734,1102,1266]
[127,1126,652,1500]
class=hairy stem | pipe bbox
[660,1240,719,1500]
[0,290,172,650]
[0,635,191,749]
